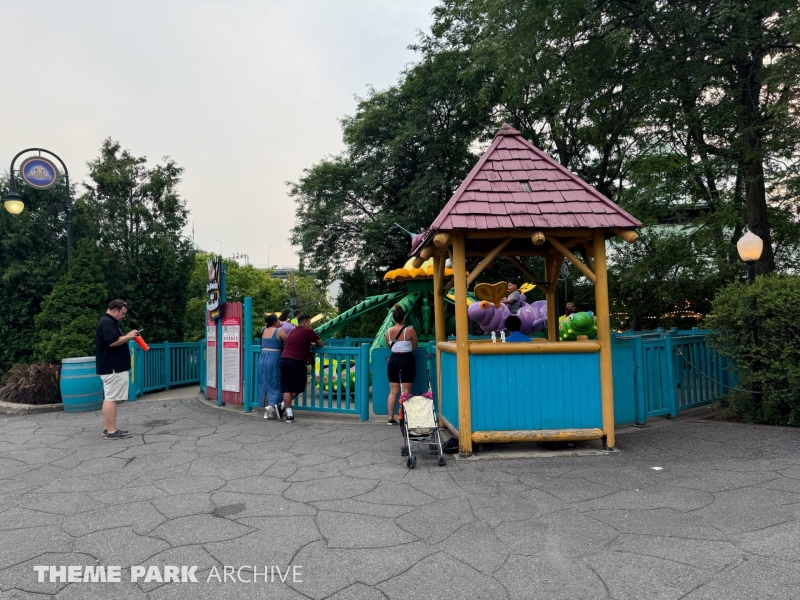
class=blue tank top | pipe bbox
[261,328,283,350]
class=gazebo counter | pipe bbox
[437,341,606,446]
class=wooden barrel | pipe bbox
[60,357,104,412]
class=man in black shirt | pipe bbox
[96,299,139,440]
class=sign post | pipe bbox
[221,317,241,393]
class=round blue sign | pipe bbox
[20,156,59,189]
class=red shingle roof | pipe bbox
[429,123,641,232]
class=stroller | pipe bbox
[399,392,446,468]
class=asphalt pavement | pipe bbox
[1,393,799,599]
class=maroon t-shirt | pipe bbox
[282,327,321,361]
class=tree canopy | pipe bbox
[290,0,800,328]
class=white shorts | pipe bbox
[100,371,129,402]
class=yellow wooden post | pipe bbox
[452,233,472,456]
[545,254,557,342]
[432,253,446,418]
[592,229,615,448]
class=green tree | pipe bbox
[0,175,73,374]
[34,239,107,362]
[80,139,195,342]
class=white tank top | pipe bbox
[388,326,413,353]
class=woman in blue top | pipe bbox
[258,314,288,418]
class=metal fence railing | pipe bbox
[249,343,370,418]
[611,329,735,424]
[129,341,202,399]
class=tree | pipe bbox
[0,175,73,374]
[183,254,335,340]
[34,239,107,362]
[80,139,195,342]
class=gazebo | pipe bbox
[409,123,641,455]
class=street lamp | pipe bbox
[3,183,23,215]
[267,245,272,266]
[5,148,73,269]
[737,231,763,284]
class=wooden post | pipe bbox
[545,255,557,342]
[592,229,615,448]
[452,233,472,456]
[432,253,446,418]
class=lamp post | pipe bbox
[737,231,764,284]
[5,148,73,269]
[267,246,272,267]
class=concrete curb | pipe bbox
[0,400,64,415]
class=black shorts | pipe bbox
[387,352,416,384]
[280,358,308,394]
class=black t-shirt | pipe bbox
[95,313,131,375]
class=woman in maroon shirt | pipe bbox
[277,315,323,423]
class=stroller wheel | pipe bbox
[406,456,415,469]
[401,445,408,457]
[438,456,447,467]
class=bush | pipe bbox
[704,275,800,425]
[0,362,61,405]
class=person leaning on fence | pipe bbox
[278,314,323,423]
[278,308,295,335]
[258,314,288,420]
[385,304,418,425]
[95,299,139,440]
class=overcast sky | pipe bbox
[0,0,436,267]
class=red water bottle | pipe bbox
[134,336,149,351]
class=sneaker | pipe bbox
[264,406,276,420]
[103,430,131,440]
[101,429,128,436]
[387,419,398,425]
[286,415,294,423]
[275,403,285,420]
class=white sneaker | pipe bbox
[264,406,276,420]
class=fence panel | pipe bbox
[249,344,367,416]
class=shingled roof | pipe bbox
[429,123,641,233]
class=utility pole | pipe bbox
[290,271,297,311]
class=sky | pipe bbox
[0,0,437,268]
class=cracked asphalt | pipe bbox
[1,397,800,600]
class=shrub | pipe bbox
[0,362,62,405]
[704,275,800,426]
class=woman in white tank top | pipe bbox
[385,305,418,425]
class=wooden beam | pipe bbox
[581,242,594,272]
[420,245,436,260]
[452,233,472,457]
[531,231,546,246]
[545,254,558,342]
[559,236,592,249]
[442,257,479,293]
[433,233,451,247]
[472,428,605,444]
[507,256,548,292]
[466,250,546,257]
[411,256,425,269]
[469,340,600,354]
[432,253,446,421]
[593,230,615,449]
[465,237,513,286]
[547,237,597,284]
[612,228,639,244]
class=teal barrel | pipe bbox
[60,357,104,412]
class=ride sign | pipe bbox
[206,256,222,320]
[19,156,59,189]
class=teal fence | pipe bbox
[249,341,370,418]
[323,337,374,347]
[128,341,203,399]
[611,329,735,425]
